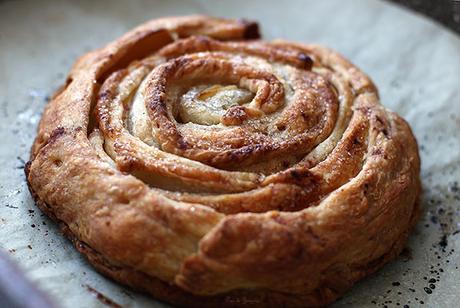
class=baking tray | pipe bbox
[0,0,459,307]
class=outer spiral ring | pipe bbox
[26,16,421,307]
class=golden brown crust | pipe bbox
[26,15,421,307]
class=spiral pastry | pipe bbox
[26,16,421,307]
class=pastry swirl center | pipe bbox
[178,85,254,125]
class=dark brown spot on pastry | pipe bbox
[38,127,66,154]
[221,106,248,126]
[298,53,313,70]
[52,159,63,167]
[277,124,286,131]
[239,19,260,39]
[353,137,361,145]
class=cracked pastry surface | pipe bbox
[26,15,421,307]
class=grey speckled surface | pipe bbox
[0,0,459,307]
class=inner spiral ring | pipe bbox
[96,36,340,170]
[92,33,371,214]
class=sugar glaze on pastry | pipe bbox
[26,16,421,307]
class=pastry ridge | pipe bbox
[26,15,421,307]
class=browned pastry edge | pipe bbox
[25,161,420,308]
